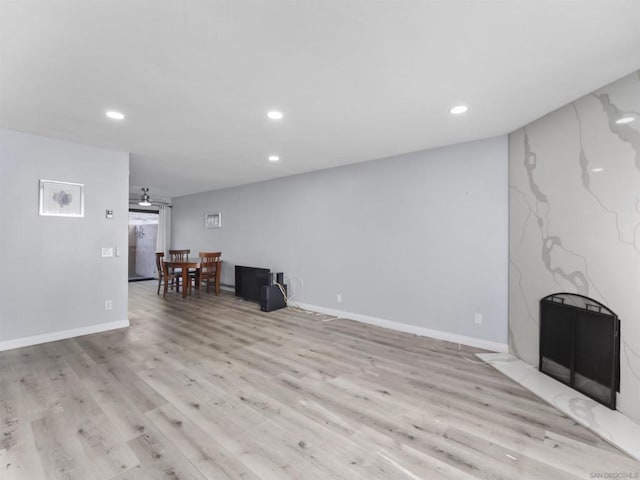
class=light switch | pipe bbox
[102,247,114,257]
[115,247,121,257]
[106,210,113,219]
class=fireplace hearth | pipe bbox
[539,293,620,409]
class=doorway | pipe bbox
[128,209,159,282]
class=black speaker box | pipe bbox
[261,284,287,312]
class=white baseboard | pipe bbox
[294,302,508,353]
[0,319,130,352]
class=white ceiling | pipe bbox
[1,1,639,198]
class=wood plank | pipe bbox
[0,280,635,479]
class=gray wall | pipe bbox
[0,129,129,345]
[172,136,508,345]
[509,71,640,421]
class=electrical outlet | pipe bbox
[102,247,114,257]
[105,300,113,311]
[474,313,483,325]
[337,294,342,303]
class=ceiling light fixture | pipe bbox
[268,155,280,162]
[106,110,125,120]
[615,116,635,125]
[138,187,152,206]
[591,167,604,172]
[267,111,283,120]
[449,105,468,115]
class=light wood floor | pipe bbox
[1,281,638,479]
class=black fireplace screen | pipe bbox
[539,293,620,409]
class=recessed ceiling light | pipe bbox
[267,111,283,120]
[615,116,635,125]
[449,105,468,115]
[106,110,125,120]
[591,167,604,172]
[268,155,280,162]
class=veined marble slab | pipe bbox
[508,70,640,422]
[477,352,640,461]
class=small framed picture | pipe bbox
[205,212,222,229]
[39,179,85,217]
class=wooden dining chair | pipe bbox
[155,252,166,295]
[169,249,190,261]
[197,252,222,295]
[160,260,180,296]
[168,249,191,284]
[156,251,182,294]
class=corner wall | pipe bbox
[0,129,129,349]
[509,71,640,421]
[172,136,509,349]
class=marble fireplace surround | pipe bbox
[478,353,640,461]
[508,70,640,423]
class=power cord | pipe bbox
[279,275,305,308]
[284,275,303,303]
[274,282,288,305]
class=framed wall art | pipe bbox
[39,179,85,217]
[205,212,222,229]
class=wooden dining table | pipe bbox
[163,258,200,299]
